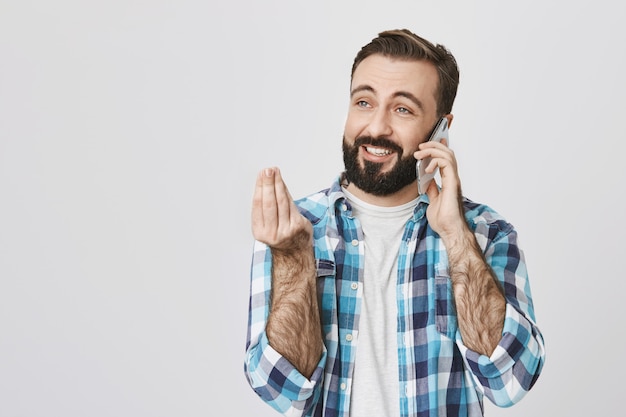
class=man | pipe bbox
[244,29,545,417]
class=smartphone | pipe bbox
[416,117,449,195]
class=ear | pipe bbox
[445,114,454,128]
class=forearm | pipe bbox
[445,227,506,356]
[460,303,545,406]
[266,248,323,378]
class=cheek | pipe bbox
[400,128,428,153]
[344,111,365,138]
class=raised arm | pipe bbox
[415,140,505,355]
[415,140,544,406]
[251,167,323,377]
[440,225,506,355]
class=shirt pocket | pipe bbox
[316,259,336,334]
[435,265,458,338]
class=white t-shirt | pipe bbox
[343,188,418,417]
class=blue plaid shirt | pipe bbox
[245,175,545,417]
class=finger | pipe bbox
[423,143,455,169]
[414,143,450,163]
[260,167,279,233]
[435,151,462,200]
[280,175,303,225]
[251,169,267,232]
[272,167,294,229]
[425,177,440,201]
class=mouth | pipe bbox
[364,146,393,157]
[361,145,398,163]
[349,135,404,165]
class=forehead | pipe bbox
[351,54,439,106]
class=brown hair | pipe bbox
[351,29,459,116]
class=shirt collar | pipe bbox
[331,172,430,221]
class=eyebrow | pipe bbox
[350,84,425,112]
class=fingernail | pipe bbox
[264,168,273,177]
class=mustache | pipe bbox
[353,136,403,155]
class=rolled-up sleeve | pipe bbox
[458,216,546,407]
[244,241,327,416]
[458,303,545,406]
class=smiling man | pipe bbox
[343,55,445,204]
[244,29,545,417]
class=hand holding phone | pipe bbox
[416,117,449,195]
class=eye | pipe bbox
[356,100,370,108]
[396,106,412,114]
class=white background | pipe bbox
[1,1,624,416]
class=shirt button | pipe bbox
[351,239,359,246]
[340,382,347,390]
[351,282,358,290]
[345,334,353,342]
[342,204,348,211]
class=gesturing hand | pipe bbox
[252,167,321,377]
[251,167,313,253]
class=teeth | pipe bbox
[365,146,392,156]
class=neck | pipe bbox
[344,181,419,207]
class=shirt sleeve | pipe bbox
[457,218,546,407]
[243,240,327,416]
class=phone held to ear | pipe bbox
[416,117,449,195]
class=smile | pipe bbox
[365,146,393,156]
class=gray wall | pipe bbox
[1,1,624,416]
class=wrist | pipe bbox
[271,246,317,294]
[439,221,474,252]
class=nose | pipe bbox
[364,108,393,138]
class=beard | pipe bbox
[342,135,418,196]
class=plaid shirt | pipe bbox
[245,175,545,417]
